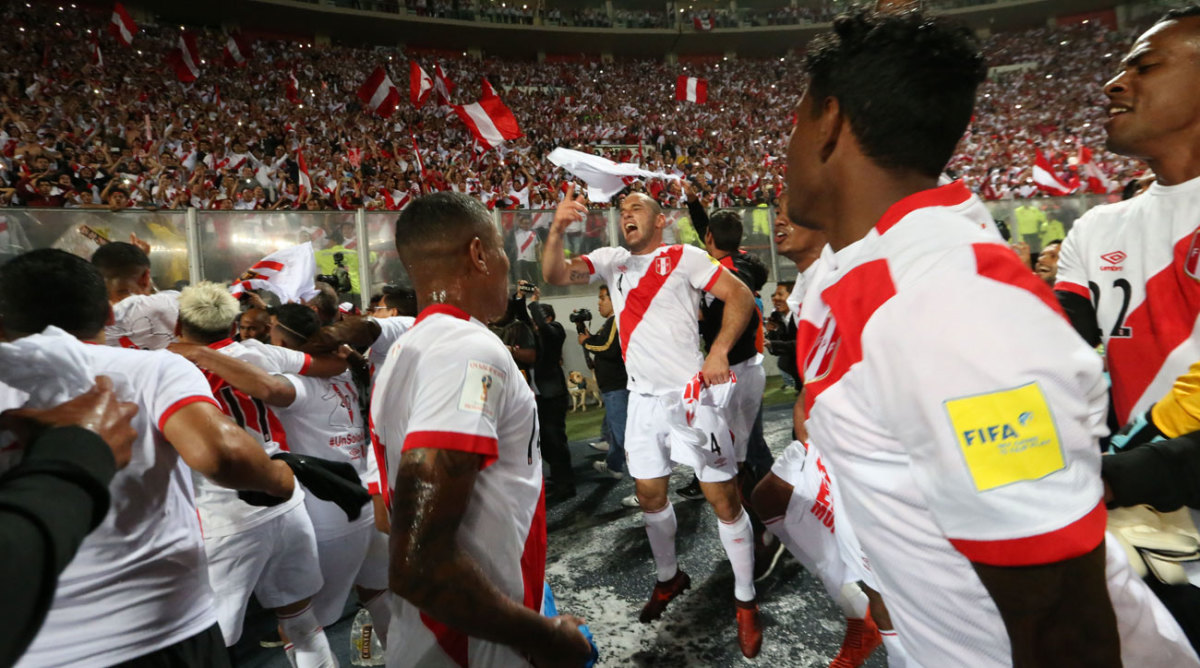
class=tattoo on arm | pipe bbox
[569,270,589,282]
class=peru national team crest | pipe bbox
[654,254,673,276]
[1185,229,1200,281]
[803,317,842,383]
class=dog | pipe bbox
[568,370,604,412]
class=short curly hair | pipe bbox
[804,10,987,177]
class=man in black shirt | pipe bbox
[528,292,575,501]
[580,285,629,480]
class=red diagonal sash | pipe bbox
[618,245,684,360]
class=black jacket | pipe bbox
[528,301,569,399]
[688,198,767,365]
[765,310,798,379]
[0,426,116,668]
[583,316,628,393]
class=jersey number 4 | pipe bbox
[1090,278,1133,339]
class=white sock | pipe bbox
[278,606,339,668]
[882,630,910,668]
[644,503,679,582]
[838,582,870,620]
[718,509,756,602]
[764,515,847,607]
[361,590,391,647]
[284,645,297,668]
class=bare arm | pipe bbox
[389,447,591,666]
[700,269,756,384]
[161,402,294,497]
[541,183,592,286]
[971,543,1120,667]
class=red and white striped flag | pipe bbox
[229,243,320,304]
[675,76,707,104]
[1032,149,1073,196]
[108,2,137,47]
[434,64,455,106]
[90,39,103,68]
[223,33,250,68]
[213,84,223,110]
[357,66,400,117]
[297,148,312,198]
[1078,146,1116,194]
[452,96,523,150]
[481,77,497,99]
[693,15,713,31]
[167,32,201,83]
[285,71,301,105]
[410,61,433,108]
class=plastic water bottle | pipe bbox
[350,607,385,666]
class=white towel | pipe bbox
[0,326,95,408]
[547,147,681,203]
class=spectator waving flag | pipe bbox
[1032,149,1073,196]
[223,33,250,68]
[108,2,137,47]
[1078,146,1116,194]
[358,66,401,117]
[410,61,433,108]
[285,71,301,105]
[297,148,312,199]
[434,64,455,105]
[675,76,707,104]
[481,77,498,99]
[167,32,201,83]
[693,15,714,31]
[90,39,103,68]
[229,242,320,304]
[452,95,523,150]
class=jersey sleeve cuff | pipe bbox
[581,255,595,275]
[1053,281,1090,300]
[402,430,499,469]
[157,395,221,433]
[299,354,313,375]
[948,500,1106,567]
[703,265,724,292]
[367,481,381,495]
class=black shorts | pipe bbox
[113,624,231,668]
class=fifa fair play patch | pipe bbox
[944,381,1065,492]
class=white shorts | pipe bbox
[771,441,874,594]
[626,391,738,483]
[205,503,324,645]
[728,357,766,462]
[313,523,390,626]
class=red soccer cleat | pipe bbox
[735,598,763,658]
[829,608,883,668]
[638,570,691,623]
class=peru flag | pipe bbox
[693,15,713,31]
[297,148,312,198]
[357,66,401,117]
[90,39,103,68]
[223,33,251,68]
[108,2,137,47]
[481,77,498,99]
[1032,149,1073,196]
[434,64,455,105]
[452,96,523,150]
[675,76,707,104]
[410,61,433,107]
[1078,146,1116,194]
[167,32,201,83]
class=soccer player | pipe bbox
[1055,6,1200,428]
[786,10,1196,666]
[1053,4,1200,643]
[371,192,592,666]
[0,249,295,667]
[543,189,764,657]
[174,303,391,642]
[174,283,337,667]
[92,240,180,350]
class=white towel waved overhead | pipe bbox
[547,147,681,203]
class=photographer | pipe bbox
[576,286,630,484]
[526,285,575,502]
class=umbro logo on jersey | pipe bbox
[1100,251,1127,272]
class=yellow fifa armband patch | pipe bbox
[1151,360,1200,439]
[944,382,1066,492]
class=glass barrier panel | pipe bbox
[982,194,1112,254]
[195,210,360,304]
[495,208,604,298]
[0,208,189,289]
[365,211,409,308]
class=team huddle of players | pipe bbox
[2,5,1200,668]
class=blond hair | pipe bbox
[178,282,240,337]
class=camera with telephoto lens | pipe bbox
[569,308,592,334]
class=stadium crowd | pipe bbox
[0,1,1153,220]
